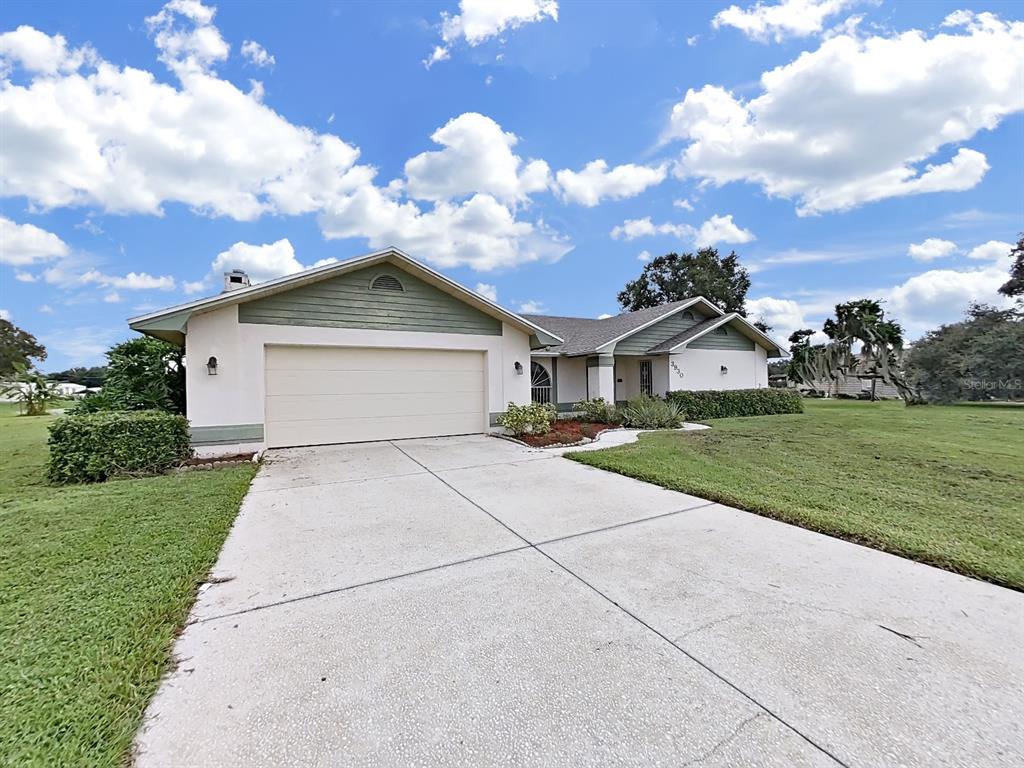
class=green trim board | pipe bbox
[190,423,264,445]
[613,307,710,354]
[239,264,502,336]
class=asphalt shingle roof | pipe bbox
[522,298,703,356]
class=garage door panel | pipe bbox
[268,412,485,447]
[264,346,487,448]
[265,369,482,397]
[266,346,484,372]
[266,391,484,421]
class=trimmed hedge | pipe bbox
[666,388,803,420]
[48,410,191,484]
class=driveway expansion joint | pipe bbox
[388,441,851,768]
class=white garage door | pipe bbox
[264,345,486,448]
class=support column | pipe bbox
[586,355,615,401]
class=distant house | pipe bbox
[797,355,903,400]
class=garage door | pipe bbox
[265,346,486,448]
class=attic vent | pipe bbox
[370,274,404,292]
[716,326,728,335]
[682,311,695,321]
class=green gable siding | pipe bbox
[613,308,710,354]
[688,324,755,351]
[238,265,502,335]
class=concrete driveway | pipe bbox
[136,435,1024,767]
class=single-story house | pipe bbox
[129,248,784,455]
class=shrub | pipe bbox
[48,410,191,483]
[620,395,686,429]
[497,401,556,437]
[665,388,803,420]
[572,397,622,424]
[72,337,185,415]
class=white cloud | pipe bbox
[611,214,753,248]
[75,218,103,235]
[597,312,613,319]
[0,25,96,74]
[80,270,177,290]
[695,214,755,247]
[967,240,1012,261]
[0,217,70,265]
[210,238,304,283]
[0,17,569,273]
[888,260,1013,336]
[637,249,651,262]
[319,185,570,271]
[404,112,550,203]
[46,325,120,365]
[673,198,694,211]
[145,0,229,77]
[474,282,498,302]
[518,299,547,313]
[39,304,54,314]
[554,160,667,206]
[907,237,958,262]
[103,291,121,303]
[183,279,208,294]
[611,217,693,241]
[686,35,700,47]
[745,296,816,343]
[712,0,856,43]
[0,308,10,321]
[240,39,274,67]
[666,12,1024,215]
[427,0,559,67]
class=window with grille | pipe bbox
[640,359,653,396]
[531,361,552,404]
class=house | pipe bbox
[525,300,785,411]
[128,248,784,455]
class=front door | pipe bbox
[639,359,653,396]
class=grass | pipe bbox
[0,403,256,766]
[569,399,1024,590]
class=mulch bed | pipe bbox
[515,421,614,447]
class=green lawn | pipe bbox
[0,404,256,766]
[569,399,1024,590]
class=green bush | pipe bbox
[665,388,803,420]
[620,395,686,429]
[71,337,185,415]
[572,397,622,424]
[497,401,556,437]
[48,410,191,483]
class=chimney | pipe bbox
[223,269,251,292]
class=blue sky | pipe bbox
[1,0,1021,370]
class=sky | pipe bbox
[0,0,1022,371]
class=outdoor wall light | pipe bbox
[514,361,524,375]
[720,365,728,374]
[207,356,218,375]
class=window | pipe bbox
[715,326,728,335]
[531,361,552,404]
[639,359,653,396]
[370,274,404,292]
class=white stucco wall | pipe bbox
[668,347,768,391]
[185,306,532,449]
[554,356,587,405]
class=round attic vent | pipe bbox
[370,274,404,292]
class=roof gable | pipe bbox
[647,313,786,357]
[237,263,502,336]
[129,248,561,347]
